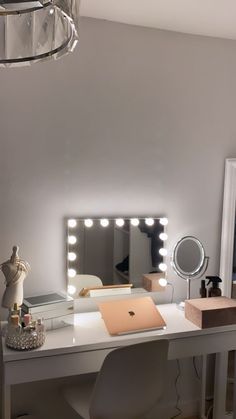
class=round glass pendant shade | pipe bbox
[0,0,80,67]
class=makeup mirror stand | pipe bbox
[171,236,209,309]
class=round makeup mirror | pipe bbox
[171,236,209,301]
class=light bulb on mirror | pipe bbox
[159,233,168,241]
[131,218,139,226]
[159,263,167,272]
[68,252,77,261]
[159,278,167,287]
[68,268,76,278]
[84,219,93,228]
[159,248,167,256]
[116,218,125,227]
[68,219,77,228]
[67,285,76,295]
[160,218,168,226]
[145,218,154,226]
[68,236,77,245]
[100,219,109,227]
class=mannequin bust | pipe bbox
[0,246,30,309]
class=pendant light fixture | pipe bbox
[0,0,80,67]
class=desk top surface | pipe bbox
[2,303,236,362]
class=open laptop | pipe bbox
[98,296,166,335]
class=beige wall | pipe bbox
[1,18,236,318]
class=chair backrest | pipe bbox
[70,274,103,296]
[89,339,169,419]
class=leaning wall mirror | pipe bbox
[220,158,236,297]
[65,217,168,298]
[171,236,209,302]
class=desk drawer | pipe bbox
[4,348,113,385]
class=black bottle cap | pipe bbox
[206,276,222,286]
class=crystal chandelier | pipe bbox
[0,0,80,67]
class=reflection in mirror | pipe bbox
[66,217,168,298]
[171,236,209,301]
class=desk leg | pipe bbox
[233,351,236,419]
[213,352,228,419]
[200,355,207,419]
[2,383,11,419]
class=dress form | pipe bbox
[1,246,30,309]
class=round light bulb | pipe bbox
[159,248,168,256]
[159,278,168,287]
[100,219,109,227]
[116,218,125,227]
[159,263,167,272]
[160,217,168,226]
[145,218,154,226]
[68,252,77,261]
[84,219,93,228]
[159,233,168,241]
[131,218,139,226]
[68,235,77,245]
[68,268,76,278]
[68,219,77,228]
[67,285,76,295]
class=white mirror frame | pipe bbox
[220,158,236,297]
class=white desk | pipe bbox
[1,303,235,419]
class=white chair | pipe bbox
[63,339,169,419]
[69,274,103,297]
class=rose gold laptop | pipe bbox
[98,296,166,335]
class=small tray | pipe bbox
[5,329,45,351]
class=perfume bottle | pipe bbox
[9,314,21,332]
[200,280,207,298]
[23,313,31,327]
[8,302,21,321]
[6,314,22,348]
[12,302,21,316]
[36,318,45,334]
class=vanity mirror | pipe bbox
[171,236,209,301]
[220,158,236,297]
[65,217,168,298]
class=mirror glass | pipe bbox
[232,218,236,296]
[172,236,205,278]
[219,158,236,298]
[66,217,168,296]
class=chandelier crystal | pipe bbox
[0,0,80,67]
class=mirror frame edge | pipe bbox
[220,158,236,297]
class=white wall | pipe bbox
[1,17,236,319]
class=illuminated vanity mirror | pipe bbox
[66,217,168,298]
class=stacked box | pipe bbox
[142,273,165,292]
[185,297,236,328]
[21,292,74,330]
